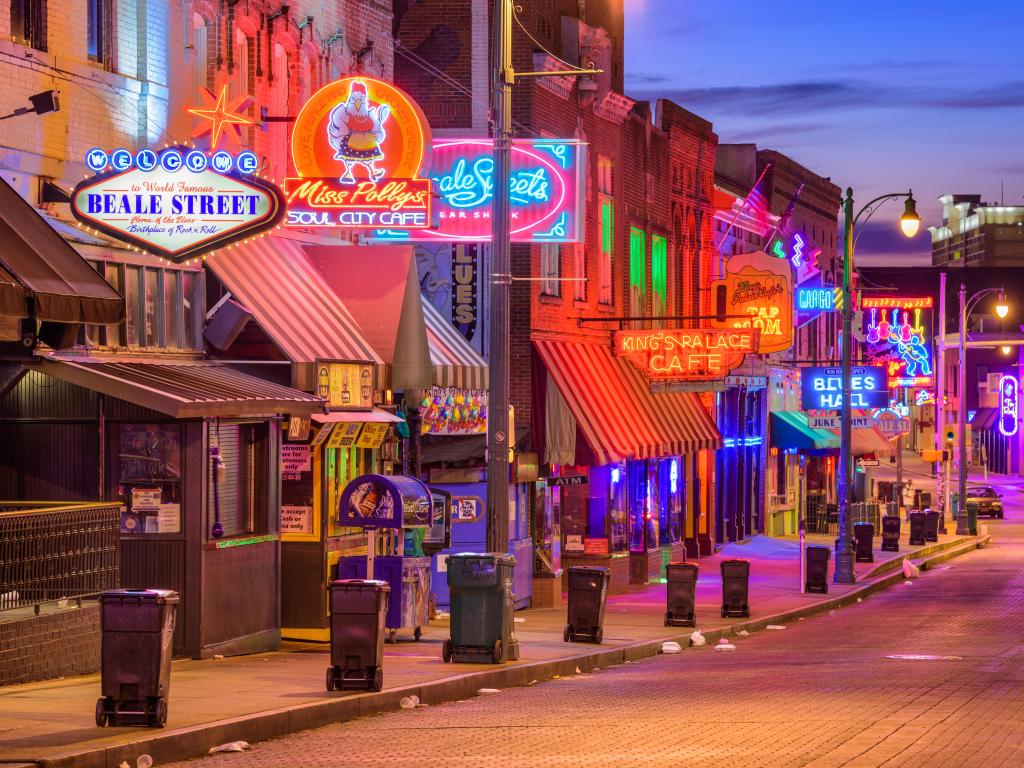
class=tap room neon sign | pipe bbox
[373,138,586,243]
[862,296,934,388]
[999,375,1018,437]
[71,147,283,263]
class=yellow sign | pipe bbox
[327,422,362,449]
[311,423,334,447]
[710,250,793,354]
[315,361,374,409]
[356,422,389,449]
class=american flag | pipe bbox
[746,178,771,231]
[776,183,806,236]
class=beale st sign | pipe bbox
[615,328,756,379]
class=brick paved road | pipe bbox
[168,488,1024,768]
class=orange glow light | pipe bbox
[187,85,253,150]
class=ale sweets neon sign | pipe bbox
[375,139,586,243]
[285,77,432,229]
[615,328,755,379]
[71,146,283,263]
[999,375,1018,437]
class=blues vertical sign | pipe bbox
[801,366,888,410]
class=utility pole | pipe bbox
[486,0,513,555]
[956,281,969,535]
[835,188,856,584]
[485,0,600,554]
[935,271,946,531]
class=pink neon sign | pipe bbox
[372,139,585,243]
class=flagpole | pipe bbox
[764,182,806,245]
[715,162,772,254]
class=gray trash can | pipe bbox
[854,522,874,563]
[805,545,830,594]
[327,579,389,692]
[720,559,750,618]
[665,561,699,627]
[881,515,901,552]
[908,511,926,546]
[96,589,178,728]
[565,566,610,643]
[924,510,940,542]
[443,553,519,663]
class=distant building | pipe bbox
[929,194,1024,267]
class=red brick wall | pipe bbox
[0,605,100,685]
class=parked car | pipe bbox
[966,486,1004,518]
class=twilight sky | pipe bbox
[624,1,1024,265]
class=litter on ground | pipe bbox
[714,639,736,652]
[689,630,706,647]
[209,741,250,754]
[661,641,682,654]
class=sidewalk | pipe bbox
[0,530,987,768]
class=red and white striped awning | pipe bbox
[422,299,488,390]
[534,338,720,465]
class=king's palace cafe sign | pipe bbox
[614,328,757,380]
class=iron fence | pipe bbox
[0,501,120,613]
[805,499,899,537]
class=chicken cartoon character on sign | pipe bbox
[327,81,390,184]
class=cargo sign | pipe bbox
[71,147,284,262]
[800,366,888,411]
[614,328,756,380]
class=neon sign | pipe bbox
[999,375,1018,436]
[71,146,283,263]
[285,77,432,229]
[800,366,888,410]
[796,275,837,328]
[187,85,253,150]
[711,250,794,353]
[862,296,934,388]
[615,328,755,380]
[374,139,586,243]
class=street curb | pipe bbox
[18,535,989,768]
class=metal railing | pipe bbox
[0,501,120,614]
[805,499,900,536]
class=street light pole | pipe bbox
[486,0,513,555]
[836,188,856,584]
[957,281,968,535]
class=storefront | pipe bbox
[715,373,768,544]
[533,338,720,594]
[766,410,839,537]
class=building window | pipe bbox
[652,235,667,322]
[116,424,183,536]
[573,243,586,302]
[11,0,46,51]
[629,227,647,319]
[598,194,614,305]
[191,15,210,97]
[86,0,114,69]
[207,421,256,539]
[540,243,560,297]
[597,156,613,195]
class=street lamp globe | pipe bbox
[899,193,921,238]
[996,290,1009,319]
[1001,345,1012,356]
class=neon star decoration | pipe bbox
[187,86,253,150]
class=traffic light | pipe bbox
[945,429,955,447]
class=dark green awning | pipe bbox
[769,411,840,452]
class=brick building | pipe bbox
[394,0,723,593]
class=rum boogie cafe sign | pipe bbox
[71,147,284,262]
[615,328,756,379]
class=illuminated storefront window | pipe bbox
[629,227,646,320]
[652,235,667,322]
[599,194,614,305]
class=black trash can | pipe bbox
[665,561,699,627]
[327,579,390,692]
[443,553,519,664]
[564,566,610,643]
[881,515,901,552]
[720,559,750,618]
[96,589,178,728]
[854,522,875,563]
[908,511,926,545]
[805,545,831,594]
[924,510,940,542]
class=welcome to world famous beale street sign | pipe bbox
[614,328,756,380]
[71,147,284,263]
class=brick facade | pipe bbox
[0,604,100,686]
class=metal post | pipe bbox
[799,455,806,594]
[486,0,512,555]
[936,272,946,531]
[956,281,969,535]
[835,188,856,583]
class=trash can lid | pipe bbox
[568,565,609,574]
[100,588,179,603]
[448,552,516,565]
[329,579,390,590]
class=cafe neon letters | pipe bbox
[71,147,284,263]
[285,77,432,229]
[615,328,755,379]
